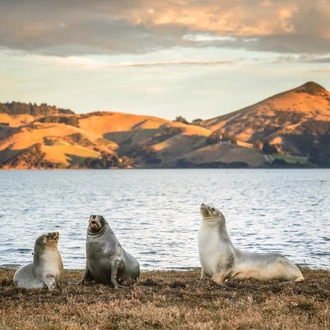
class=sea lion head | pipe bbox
[88,215,108,235]
[35,232,60,249]
[200,203,225,225]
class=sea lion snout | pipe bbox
[47,232,59,240]
[89,215,98,226]
[52,232,59,239]
[200,203,210,216]
[88,215,106,234]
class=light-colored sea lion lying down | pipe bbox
[198,203,305,284]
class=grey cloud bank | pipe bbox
[0,0,330,56]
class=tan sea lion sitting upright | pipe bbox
[198,203,305,284]
[79,215,140,287]
[13,232,63,290]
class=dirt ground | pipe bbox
[1,268,329,329]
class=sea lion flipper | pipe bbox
[44,275,56,291]
[77,267,93,285]
[110,260,120,288]
[109,261,129,288]
[200,268,206,280]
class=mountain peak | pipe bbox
[296,81,327,96]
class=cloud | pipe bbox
[0,0,329,56]
[48,56,235,70]
[304,58,330,64]
[273,54,330,64]
[106,59,235,67]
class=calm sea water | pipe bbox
[0,169,329,271]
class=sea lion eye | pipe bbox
[212,208,215,212]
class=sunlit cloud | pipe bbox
[1,0,330,120]
[0,0,329,56]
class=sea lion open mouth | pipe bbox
[89,221,100,232]
[88,215,106,234]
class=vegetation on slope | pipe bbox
[0,143,63,169]
[1,81,330,170]
[0,102,74,116]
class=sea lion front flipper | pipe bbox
[110,260,120,288]
[212,261,234,285]
[76,267,94,285]
[200,268,206,280]
[110,260,130,289]
[44,275,56,291]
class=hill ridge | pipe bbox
[1,81,330,168]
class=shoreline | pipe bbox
[1,268,330,329]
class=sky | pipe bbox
[0,0,330,121]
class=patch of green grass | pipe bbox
[271,153,308,164]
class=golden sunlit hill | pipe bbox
[199,82,330,167]
[1,82,330,169]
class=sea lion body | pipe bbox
[13,232,63,290]
[81,215,140,286]
[198,204,304,284]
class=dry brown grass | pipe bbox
[1,268,329,330]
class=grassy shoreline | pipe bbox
[1,268,330,329]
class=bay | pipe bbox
[0,169,329,270]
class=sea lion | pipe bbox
[198,203,304,284]
[13,232,63,290]
[79,215,140,287]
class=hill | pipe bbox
[199,82,330,166]
[0,81,330,169]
